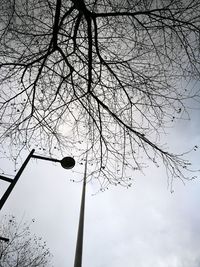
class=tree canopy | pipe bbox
[0,215,52,267]
[0,0,200,189]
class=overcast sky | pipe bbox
[0,101,200,267]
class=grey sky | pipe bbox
[0,104,200,267]
[0,1,200,266]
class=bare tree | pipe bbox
[0,0,199,189]
[0,215,52,267]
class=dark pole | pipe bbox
[74,156,87,267]
[0,149,35,210]
[0,175,13,183]
[31,154,60,163]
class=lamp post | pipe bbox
[0,149,75,211]
[0,149,87,267]
[0,149,75,243]
[74,154,87,267]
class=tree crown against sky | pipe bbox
[0,215,52,267]
[0,0,200,190]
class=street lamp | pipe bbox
[0,149,75,211]
[74,154,87,267]
[0,149,86,267]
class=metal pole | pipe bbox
[0,175,13,183]
[74,156,88,267]
[0,149,35,210]
[31,154,60,163]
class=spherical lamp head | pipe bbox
[60,157,75,169]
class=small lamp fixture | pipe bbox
[60,157,75,169]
